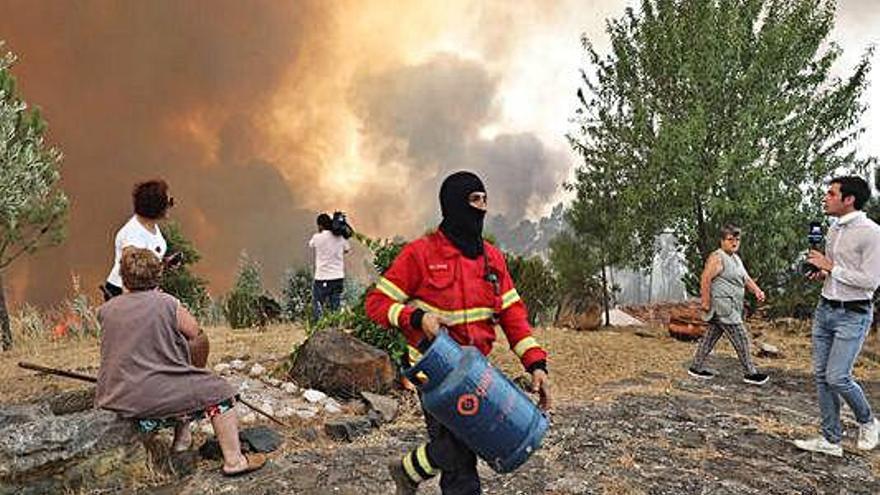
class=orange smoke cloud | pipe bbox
[0,0,602,306]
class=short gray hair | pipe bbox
[719,224,741,240]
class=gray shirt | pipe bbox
[705,249,747,325]
[822,211,880,302]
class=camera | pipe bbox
[801,221,824,275]
[330,211,353,239]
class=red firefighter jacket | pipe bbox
[365,230,547,371]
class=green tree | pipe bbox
[0,45,68,350]
[504,253,559,326]
[280,267,312,322]
[570,0,874,303]
[224,252,264,329]
[160,221,211,321]
[548,231,606,321]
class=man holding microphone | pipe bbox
[795,176,880,456]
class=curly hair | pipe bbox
[132,179,171,219]
[120,247,162,291]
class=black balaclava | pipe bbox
[438,171,486,259]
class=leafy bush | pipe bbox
[357,233,406,273]
[224,253,265,329]
[160,221,211,321]
[281,267,312,323]
[504,253,559,326]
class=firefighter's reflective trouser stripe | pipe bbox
[401,444,437,483]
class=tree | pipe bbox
[224,253,264,329]
[280,267,312,323]
[160,221,211,321]
[570,0,874,302]
[0,44,68,350]
[504,252,559,326]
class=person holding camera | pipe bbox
[102,179,179,301]
[794,176,880,456]
[308,212,351,320]
[688,224,769,385]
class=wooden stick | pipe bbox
[17,361,288,428]
[18,361,98,383]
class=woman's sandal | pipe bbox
[221,453,267,477]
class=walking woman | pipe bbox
[688,224,769,385]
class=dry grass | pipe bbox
[0,322,308,402]
[5,314,880,406]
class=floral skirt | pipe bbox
[136,396,236,434]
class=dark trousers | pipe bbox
[423,406,481,495]
[312,278,343,320]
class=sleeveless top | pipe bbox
[704,249,747,325]
[95,290,234,419]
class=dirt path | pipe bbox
[138,356,880,495]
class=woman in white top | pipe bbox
[102,179,176,301]
[308,213,351,319]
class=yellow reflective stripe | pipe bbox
[408,345,423,363]
[387,303,405,327]
[410,299,494,325]
[513,336,541,357]
[377,277,407,302]
[402,452,423,482]
[501,289,521,309]
[416,444,436,475]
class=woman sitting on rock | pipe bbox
[95,247,265,476]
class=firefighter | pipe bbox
[365,171,551,495]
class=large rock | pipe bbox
[288,329,395,397]
[555,294,602,331]
[0,403,146,494]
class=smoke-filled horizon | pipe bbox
[0,0,876,307]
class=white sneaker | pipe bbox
[857,418,879,451]
[793,436,843,457]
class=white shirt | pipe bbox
[822,211,880,301]
[106,215,167,287]
[308,230,350,281]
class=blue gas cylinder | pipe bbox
[405,331,549,473]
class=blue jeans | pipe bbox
[812,300,875,443]
[312,278,344,320]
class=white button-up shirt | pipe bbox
[822,211,880,302]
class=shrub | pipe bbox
[280,267,312,323]
[160,222,211,321]
[224,253,264,329]
[504,253,559,326]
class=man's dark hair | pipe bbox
[830,176,871,210]
[316,213,333,231]
[132,179,171,219]
[719,224,741,240]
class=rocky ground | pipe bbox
[134,357,880,495]
[3,321,880,494]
